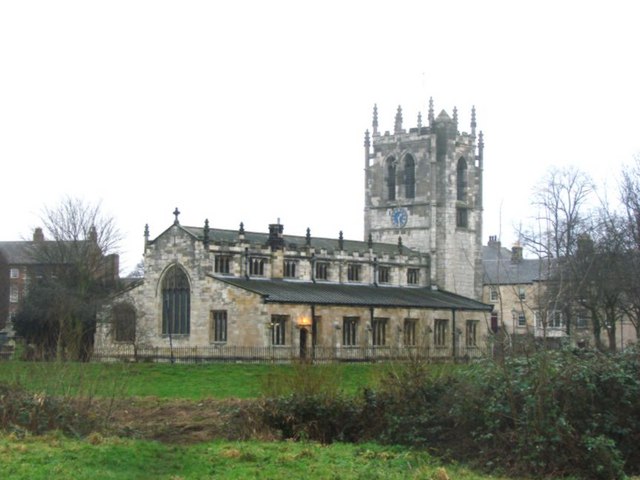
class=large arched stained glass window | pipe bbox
[404,154,415,198]
[162,265,190,335]
[387,157,396,200]
[457,157,467,202]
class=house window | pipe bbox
[271,315,287,345]
[387,157,396,201]
[466,320,478,347]
[343,316,358,346]
[404,154,415,198]
[372,318,388,346]
[9,268,19,279]
[211,310,227,343]
[315,262,328,280]
[9,286,18,303]
[576,311,588,329]
[113,304,136,343]
[490,288,498,302]
[284,260,297,278]
[378,266,390,284]
[549,311,564,329]
[407,268,419,285]
[434,319,448,347]
[404,318,417,346]
[518,287,526,300]
[347,263,361,282]
[514,311,526,327]
[456,208,468,228]
[161,265,190,335]
[214,255,231,274]
[250,257,265,276]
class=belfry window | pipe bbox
[404,155,415,198]
[387,157,396,201]
[457,157,468,201]
[162,265,190,335]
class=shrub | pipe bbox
[0,382,96,437]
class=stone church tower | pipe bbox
[363,99,484,299]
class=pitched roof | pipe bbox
[174,225,421,257]
[212,276,492,311]
[482,245,554,285]
[0,241,40,264]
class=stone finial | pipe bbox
[368,233,373,249]
[452,106,458,132]
[173,207,180,225]
[203,219,210,247]
[478,131,484,167]
[306,227,311,246]
[338,230,344,250]
[471,105,477,137]
[144,224,150,249]
[239,222,245,235]
[397,236,403,253]
[428,97,435,125]
[417,112,422,129]
[364,129,370,148]
[394,105,403,134]
[89,225,98,243]
[372,104,378,135]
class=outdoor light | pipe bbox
[297,316,312,328]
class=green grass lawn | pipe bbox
[0,361,382,399]
[0,433,508,480]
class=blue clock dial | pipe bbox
[391,208,408,228]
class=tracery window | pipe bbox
[378,266,390,284]
[315,262,328,280]
[434,319,448,347]
[211,310,227,343]
[343,316,358,346]
[215,255,231,274]
[250,257,265,276]
[284,260,297,278]
[271,314,287,345]
[372,318,388,346]
[162,265,190,335]
[404,318,417,346]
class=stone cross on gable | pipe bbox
[173,207,180,225]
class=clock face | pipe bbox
[391,207,408,228]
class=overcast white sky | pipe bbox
[1,1,639,273]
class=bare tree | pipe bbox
[519,167,596,343]
[13,197,122,360]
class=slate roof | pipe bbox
[482,245,554,285]
[0,241,40,264]
[178,226,420,257]
[212,276,492,311]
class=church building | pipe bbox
[95,101,491,361]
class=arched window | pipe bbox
[457,157,467,201]
[387,157,396,200]
[404,154,415,198]
[113,303,136,342]
[162,265,190,335]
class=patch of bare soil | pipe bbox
[92,397,276,444]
